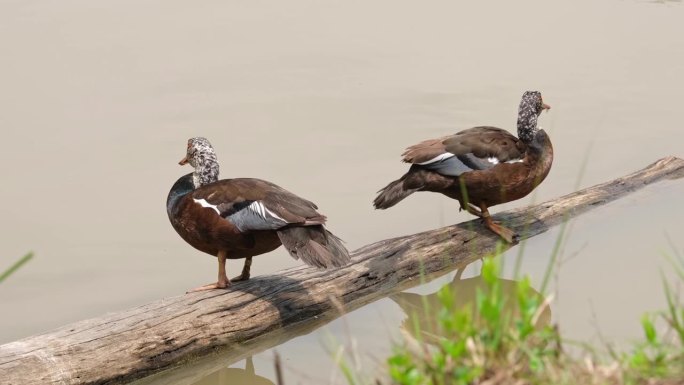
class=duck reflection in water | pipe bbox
[390,270,551,346]
[191,356,273,385]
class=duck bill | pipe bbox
[179,156,189,166]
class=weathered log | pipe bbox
[1,156,683,385]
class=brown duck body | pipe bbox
[169,188,282,259]
[401,126,553,208]
[167,174,347,267]
[374,126,553,210]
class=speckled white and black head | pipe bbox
[517,91,550,143]
[179,137,220,188]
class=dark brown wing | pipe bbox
[402,126,526,164]
[192,178,325,233]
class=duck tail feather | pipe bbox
[277,225,351,269]
[373,176,418,209]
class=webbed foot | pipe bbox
[186,279,230,293]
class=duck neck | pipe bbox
[527,130,552,156]
[192,155,220,188]
[167,174,195,217]
[517,112,539,144]
[526,130,554,184]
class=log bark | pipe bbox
[2,156,683,385]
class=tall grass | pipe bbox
[335,247,684,385]
[619,249,684,383]
[384,257,562,385]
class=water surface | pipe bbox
[1,0,683,383]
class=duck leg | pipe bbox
[187,250,230,293]
[479,203,519,244]
[231,256,252,282]
[459,201,483,217]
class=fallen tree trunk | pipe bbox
[1,156,683,385]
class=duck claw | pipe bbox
[231,273,250,282]
[186,280,230,293]
[482,217,518,244]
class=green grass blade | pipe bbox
[0,252,34,284]
[540,219,567,294]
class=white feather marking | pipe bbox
[487,157,499,165]
[264,206,287,222]
[193,198,220,214]
[505,158,524,164]
[247,201,286,222]
[248,201,263,217]
[416,152,455,165]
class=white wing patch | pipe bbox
[505,158,524,164]
[193,198,220,214]
[416,152,456,165]
[487,157,499,165]
[248,201,287,222]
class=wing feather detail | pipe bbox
[191,178,326,233]
[222,200,289,232]
[401,126,526,176]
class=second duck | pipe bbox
[373,91,553,243]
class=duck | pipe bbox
[167,137,351,292]
[373,91,553,243]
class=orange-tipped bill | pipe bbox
[179,156,189,166]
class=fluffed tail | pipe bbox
[373,177,418,209]
[277,225,351,269]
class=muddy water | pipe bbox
[1,0,683,383]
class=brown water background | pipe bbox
[1,0,684,383]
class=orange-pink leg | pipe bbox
[187,250,230,293]
[459,201,483,217]
[479,203,519,244]
[231,256,252,282]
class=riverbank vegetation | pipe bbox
[335,250,683,385]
